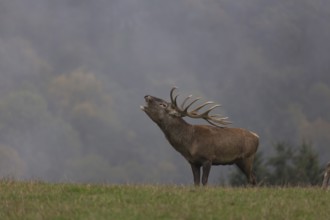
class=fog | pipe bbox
[0,0,330,184]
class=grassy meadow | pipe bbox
[0,180,329,220]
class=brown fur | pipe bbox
[141,95,259,186]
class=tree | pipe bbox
[266,142,295,186]
[228,142,323,186]
[266,142,322,186]
[291,142,322,186]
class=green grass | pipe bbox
[0,180,329,220]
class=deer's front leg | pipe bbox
[202,161,211,186]
[190,163,201,186]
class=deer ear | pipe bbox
[166,106,181,117]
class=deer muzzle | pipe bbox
[140,95,152,111]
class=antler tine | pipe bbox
[190,102,219,114]
[181,95,192,109]
[186,104,219,118]
[209,114,229,121]
[174,94,179,106]
[170,87,179,107]
[170,87,177,103]
[209,116,231,124]
[186,103,231,127]
[183,97,201,112]
[208,114,231,126]
[205,119,231,127]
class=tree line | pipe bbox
[229,142,325,186]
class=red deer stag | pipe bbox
[141,87,259,186]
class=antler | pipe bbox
[170,87,231,127]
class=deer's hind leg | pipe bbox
[235,157,256,185]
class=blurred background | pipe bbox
[0,0,329,185]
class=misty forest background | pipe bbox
[0,0,330,185]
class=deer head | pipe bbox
[140,95,174,125]
[141,87,230,127]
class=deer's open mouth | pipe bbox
[140,101,148,111]
[140,96,150,111]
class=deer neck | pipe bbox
[158,117,193,152]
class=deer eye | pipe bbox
[159,103,167,108]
